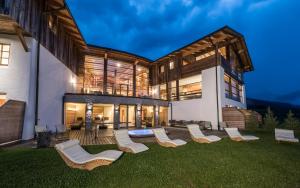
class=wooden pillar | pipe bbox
[133,61,137,97]
[103,53,108,94]
[154,105,159,127]
[113,104,120,129]
[135,104,142,128]
[176,80,180,101]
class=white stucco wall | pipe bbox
[170,66,221,129]
[38,45,78,132]
[0,34,37,140]
[169,66,247,129]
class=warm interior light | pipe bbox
[137,68,141,72]
[117,63,121,67]
[70,76,76,84]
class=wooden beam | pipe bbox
[14,25,29,52]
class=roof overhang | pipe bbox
[46,0,87,50]
[85,44,153,67]
[154,26,253,72]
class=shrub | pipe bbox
[245,113,259,131]
[282,110,300,130]
[263,107,279,131]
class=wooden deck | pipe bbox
[69,129,116,145]
[68,127,227,146]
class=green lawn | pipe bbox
[1,132,300,188]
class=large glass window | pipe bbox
[84,55,104,94]
[178,75,202,100]
[136,65,150,97]
[159,107,168,126]
[159,84,167,100]
[107,59,133,96]
[224,73,243,102]
[170,81,177,101]
[120,105,135,128]
[64,103,86,129]
[0,44,10,66]
[141,106,154,127]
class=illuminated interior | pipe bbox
[159,107,168,126]
[141,105,154,127]
[64,103,86,128]
[178,74,202,100]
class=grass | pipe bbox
[1,132,300,188]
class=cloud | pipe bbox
[248,0,274,11]
[208,0,243,17]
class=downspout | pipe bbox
[34,3,44,126]
[211,40,220,130]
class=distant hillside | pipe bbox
[247,98,300,120]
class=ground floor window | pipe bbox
[0,92,6,106]
[141,105,154,127]
[159,107,168,126]
[93,104,114,128]
[120,105,135,128]
[224,73,243,102]
[64,102,168,129]
[65,103,86,129]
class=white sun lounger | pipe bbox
[224,128,259,141]
[55,139,123,171]
[187,124,221,143]
[152,128,187,147]
[114,129,149,153]
[275,128,299,143]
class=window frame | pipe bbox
[0,43,10,66]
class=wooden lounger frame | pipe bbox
[155,138,178,148]
[117,144,135,153]
[191,136,211,143]
[230,137,244,142]
[56,149,113,171]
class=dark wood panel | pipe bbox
[0,100,25,144]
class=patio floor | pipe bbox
[69,127,227,145]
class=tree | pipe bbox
[246,113,259,131]
[263,107,279,131]
[282,110,300,130]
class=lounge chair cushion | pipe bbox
[241,135,259,141]
[206,135,222,142]
[225,128,259,141]
[169,139,187,146]
[114,130,149,153]
[125,143,149,153]
[55,139,123,164]
[153,128,187,146]
[275,129,299,143]
[187,124,221,143]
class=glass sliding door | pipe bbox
[141,106,154,127]
[120,105,136,128]
[159,107,168,126]
[93,104,114,128]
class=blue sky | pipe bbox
[67,0,300,105]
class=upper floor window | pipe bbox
[169,61,174,70]
[224,73,243,102]
[160,65,164,73]
[178,74,202,100]
[0,43,10,66]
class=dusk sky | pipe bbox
[67,0,300,105]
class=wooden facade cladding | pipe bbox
[0,100,26,144]
[2,0,85,74]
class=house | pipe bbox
[0,0,254,145]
